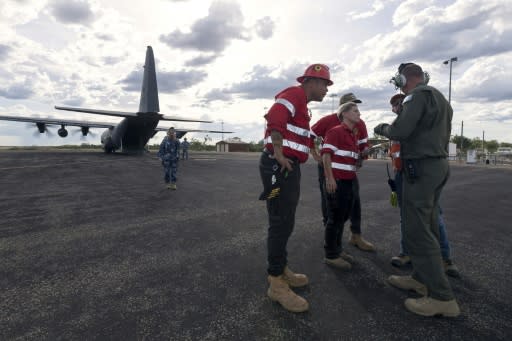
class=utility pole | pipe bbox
[482,130,485,153]
[443,57,458,103]
[221,120,224,142]
[461,120,464,160]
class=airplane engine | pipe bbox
[58,126,68,137]
[36,122,46,133]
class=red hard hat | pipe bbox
[297,64,333,85]
[390,93,406,104]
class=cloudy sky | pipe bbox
[1,0,511,146]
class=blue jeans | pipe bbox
[395,171,451,260]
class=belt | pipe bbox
[262,148,275,159]
[262,148,299,163]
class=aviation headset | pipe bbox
[389,63,430,90]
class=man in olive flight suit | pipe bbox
[374,63,460,317]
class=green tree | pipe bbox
[450,135,472,151]
[248,140,264,152]
[486,140,499,153]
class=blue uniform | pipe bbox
[181,140,190,160]
[158,136,180,184]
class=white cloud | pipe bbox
[349,0,386,20]
[1,0,512,146]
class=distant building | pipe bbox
[216,137,250,152]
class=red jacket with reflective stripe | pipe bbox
[390,141,402,171]
[321,123,359,180]
[311,113,370,155]
[264,86,313,163]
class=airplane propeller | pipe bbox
[27,122,54,137]
[72,126,96,139]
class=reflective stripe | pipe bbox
[287,123,310,137]
[275,98,296,116]
[323,143,359,159]
[264,136,310,154]
[331,162,357,172]
[357,137,367,145]
[283,139,310,153]
[392,151,400,158]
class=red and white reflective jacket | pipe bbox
[311,113,370,157]
[390,141,401,172]
[321,123,359,180]
[263,86,313,163]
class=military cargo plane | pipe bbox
[0,46,230,154]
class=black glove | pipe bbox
[374,123,389,136]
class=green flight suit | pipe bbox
[381,84,454,301]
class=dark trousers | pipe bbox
[318,164,361,234]
[402,158,454,300]
[324,179,357,259]
[259,152,301,276]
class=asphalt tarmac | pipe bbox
[1,150,511,340]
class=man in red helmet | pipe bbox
[259,63,332,313]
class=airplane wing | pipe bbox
[55,106,213,123]
[55,106,137,118]
[160,115,213,123]
[0,114,116,129]
[155,127,233,134]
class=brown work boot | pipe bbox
[349,233,376,252]
[387,275,428,296]
[282,266,309,288]
[267,275,309,313]
[404,297,460,317]
[324,257,352,270]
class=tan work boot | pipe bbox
[324,257,352,270]
[404,297,460,317]
[282,266,309,288]
[340,251,354,263]
[387,275,428,296]
[349,233,376,252]
[267,275,309,313]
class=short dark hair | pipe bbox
[401,63,424,78]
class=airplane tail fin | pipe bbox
[139,46,160,113]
